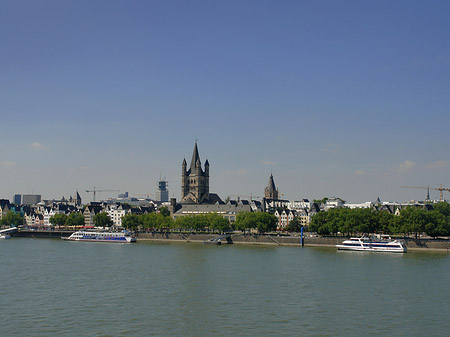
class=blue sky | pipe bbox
[1,0,450,203]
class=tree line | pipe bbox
[308,202,450,238]
[1,207,278,233]
[121,210,278,233]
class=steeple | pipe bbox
[190,142,200,172]
[265,173,279,200]
[181,141,210,204]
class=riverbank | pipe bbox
[136,232,450,252]
[9,230,450,252]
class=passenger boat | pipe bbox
[64,231,136,243]
[336,236,406,253]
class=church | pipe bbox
[169,142,253,221]
[180,142,223,205]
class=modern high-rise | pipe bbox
[13,194,22,205]
[156,180,169,202]
[22,194,41,205]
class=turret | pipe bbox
[204,159,210,176]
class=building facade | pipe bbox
[156,180,169,202]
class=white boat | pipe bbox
[0,233,11,239]
[336,236,406,253]
[64,231,136,243]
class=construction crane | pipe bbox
[85,187,120,202]
[400,185,450,201]
[228,194,260,201]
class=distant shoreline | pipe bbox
[9,230,450,252]
[135,232,450,252]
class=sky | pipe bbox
[1,0,450,204]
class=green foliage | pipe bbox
[233,212,277,233]
[142,213,174,230]
[93,212,113,227]
[309,203,450,237]
[66,212,85,227]
[285,217,303,232]
[313,198,328,205]
[49,213,68,227]
[121,214,142,230]
[159,206,171,217]
[0,211,24,227]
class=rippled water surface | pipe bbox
[1,238,449,336]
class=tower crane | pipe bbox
[228,194,260,201]
[400,185,450,201]
[85,187,120,202]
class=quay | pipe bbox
[135,232,450,252]
[6,229,450,252]
[10,229,73,238]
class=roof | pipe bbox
[265,174,277,193]
[190,142,201,173]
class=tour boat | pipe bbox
[336,236,406,253]
[64,230,136,243]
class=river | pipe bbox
[1,238,449,336]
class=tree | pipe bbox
[66,212,85,228]
[285,217,302,232]
[309,211,330,235]
[159,206,171,217]
[207,213,231,233]
[93,212,113,228]
[121,214,142,230]
[1,211,24,227]
[399,207,427,239]
[49,213,68,228]
[234,212,255,233]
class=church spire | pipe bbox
[190,141,201,172]
[265,173,279,200]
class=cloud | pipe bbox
[261,160,275,166]
[321,143,341,153]
[396,160,416,173]
[426,160,450,169]
[1,160,16,167]
[31,142,48,150]
[354,170,366,176]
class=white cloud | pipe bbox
[426,160,450,169]
[1,160,16,167]
[322,143,341,153]
[261,160,275,166]
[396,160,416,173]
[354,170,366,176]
[31,142,48,150]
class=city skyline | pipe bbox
[1,1,450,203]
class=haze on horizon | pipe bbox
[1,0,450,204]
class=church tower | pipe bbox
[181,142,210,203]
[265,173,279,200]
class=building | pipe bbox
[170,142,249,220]
[264,174,279,200]
[0,199,11,220]
[156,180,169,202]
[22,194,42,206]
[181,142,213,204]
[13,194,21,205]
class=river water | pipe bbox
[1,238,449,336]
